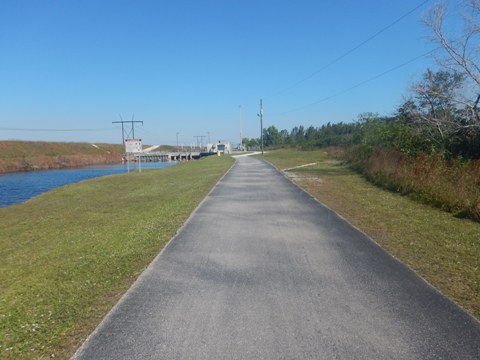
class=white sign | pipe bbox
[125,138,142,153]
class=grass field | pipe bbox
[0,156,234,359]
[260,149,480,320]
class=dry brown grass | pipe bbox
[342,148,480,221]
[0,141,125,173]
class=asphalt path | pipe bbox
[73,155,480,359]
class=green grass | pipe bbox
[260,149,480,320]
[0,156,234,359]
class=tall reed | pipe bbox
[340,147,480,221]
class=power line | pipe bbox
[271,49,435,116]
[112,115,143,144]
[0,127,115,132]
[266,0,431,99]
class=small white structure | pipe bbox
[206,142,231,155]
[125,138,143,153]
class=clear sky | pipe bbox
[0,0,449,146]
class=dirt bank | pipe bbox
[0,141,125,173]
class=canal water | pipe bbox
[0,162,175,208]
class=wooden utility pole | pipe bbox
[259,99,264,155]
[239,105,243,151]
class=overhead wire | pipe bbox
[0,127,116,132]
[265,0,432,99]
[270,49,436,116]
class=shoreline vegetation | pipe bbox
[0,155,235,359]
[0,141,126,174]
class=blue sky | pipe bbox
[0,0,446,146]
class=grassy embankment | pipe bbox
[0,155,234,359]
[261,149,479,320]
[0,141,125,173]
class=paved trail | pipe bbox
[73,156,480,359]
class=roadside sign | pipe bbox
[125,139,142,153]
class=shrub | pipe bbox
[337,147,480,221]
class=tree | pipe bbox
[305,126,319,143]
[354,113,423,155]
[290,126,305,145]
[425,1,480,126]
[280,129,290,144]
[243,137,259,149]
[407,69,465,141]
[263,126,283,147]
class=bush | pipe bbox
[338,147,480,221]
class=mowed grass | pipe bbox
[0,156,234,359]
[260,149,480,319]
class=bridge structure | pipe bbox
[125,151,201,163]
[124,150,207,163]
[122,144,224,163]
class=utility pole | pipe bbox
[114,119,125,144]
[258,99,264,155]
[176,132,179,150]
[239,105,243,151]
[112,115,143,144]
[193,135,206,150]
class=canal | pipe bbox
[0,162,175,208]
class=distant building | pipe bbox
[206,142,231,154]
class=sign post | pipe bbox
[125,139,143,173]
